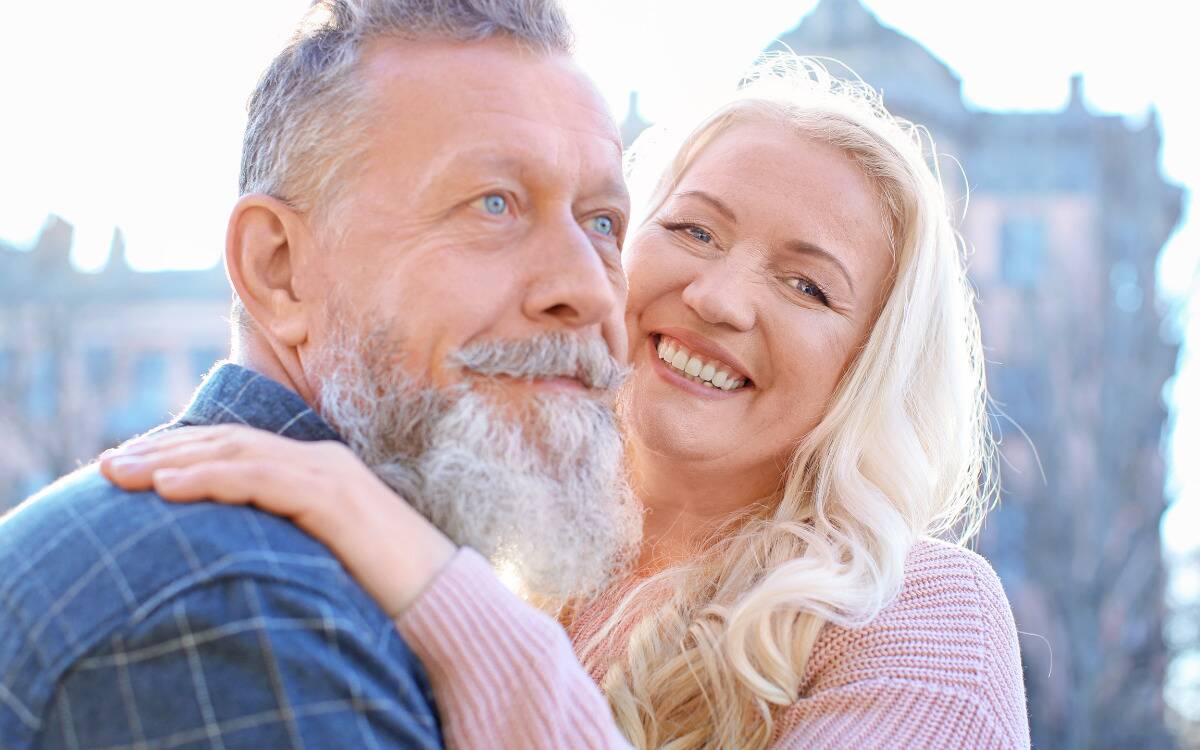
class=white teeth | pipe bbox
[654,336,748,391]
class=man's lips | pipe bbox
[472,373,589,392]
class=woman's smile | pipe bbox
[648,331,753,397]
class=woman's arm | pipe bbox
[100,425,634,750]
[399,546,633,749]
[771,679,1022,750]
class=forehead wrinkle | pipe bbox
[465,102,621,154]
[443,56,620,148]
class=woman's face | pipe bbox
[622,119,895,496]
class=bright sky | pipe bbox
[1,0,1196,553]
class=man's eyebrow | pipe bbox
[433,149,629,207]
[784,239,855,295]
[591,175,630,207]
[673,190,738,223]
[436,148,527,175]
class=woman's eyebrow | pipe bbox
[783,238,855,295]
[672,190,738,223]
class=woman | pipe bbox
[102,56,1028,748]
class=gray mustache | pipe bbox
[451,331,629,391]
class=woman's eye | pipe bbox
[588,215,615,236]
[685,226,712,243]
[787,277,828,303]
[474,194,508,215]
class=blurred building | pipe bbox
[624,0,1182,746]
[0,218,231,507]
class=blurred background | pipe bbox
[0,0,1195,746]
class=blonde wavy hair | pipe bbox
[578,55,996,749]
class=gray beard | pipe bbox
[315,330,642,604]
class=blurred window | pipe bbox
[1000,216,1047,288]
[106,351,169,439]
[189,347,223,381]
[27,351,60,420]
[990,364,1047,437]
[132,351,168,415]
[85,346,114,391]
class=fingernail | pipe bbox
[109,456,146,473]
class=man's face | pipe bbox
[297,37,630,399]
[291,39,640,599]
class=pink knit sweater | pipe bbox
[399,538,1030,749]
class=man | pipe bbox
[0,0,638,746]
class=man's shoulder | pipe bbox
[0,465,389,730]
[2,463,358,594]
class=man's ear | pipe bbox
[225,194,313,348]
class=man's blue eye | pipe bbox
[482,194,507,215]
[591,216,614,236]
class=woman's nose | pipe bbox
[679,255,757,332]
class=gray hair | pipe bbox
[317,325,641,603]
[231,0,574,330]
[241,0,573,211]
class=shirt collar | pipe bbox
[175,362,342,443]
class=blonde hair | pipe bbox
[580,55,996,749]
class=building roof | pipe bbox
[0,216,229,307]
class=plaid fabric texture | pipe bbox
[0,364,444,749]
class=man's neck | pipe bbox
[229,329,316,406]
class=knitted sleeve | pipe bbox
[398,547,634,749]
[772,540,1030,749]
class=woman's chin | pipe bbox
[623,389,737,464]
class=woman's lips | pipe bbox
[646,335,752,398]
[651,327,754,386]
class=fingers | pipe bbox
[102,440,241,490]
[109,427,457,619]
[152,460,347,549]
[153,460,311,516]
[100,425,292,490]
[103,425,232,458]
[98,425,351,540]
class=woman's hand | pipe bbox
[99,425,457,617]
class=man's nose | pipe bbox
[521,218,620,331]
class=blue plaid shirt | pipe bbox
[0,364,444,749]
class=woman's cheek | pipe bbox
[622,242,670,315]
